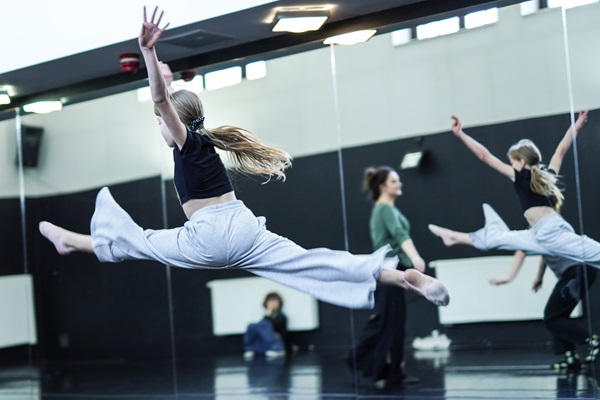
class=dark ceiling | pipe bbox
[0,0,518,117]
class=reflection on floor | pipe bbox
[0,347,598,399]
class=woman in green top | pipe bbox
[345,166,426,389]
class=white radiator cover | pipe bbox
[0,274,37,348]
[207,277,319,336]
[430,256,582,325]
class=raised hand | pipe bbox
[139,6,170,50]
[574,109,589,132]
[451,115,463,136]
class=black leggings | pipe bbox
[544,264,597,354]
[346,283,407,381]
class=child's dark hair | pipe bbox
[263,292,283,308]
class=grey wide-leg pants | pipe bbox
[469,203,600,268]
[91,187,397,309]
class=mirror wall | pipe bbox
[19,94,177,397]
[564,0,600,381]
[332,2,598,396]
[0,111,38,395]
[6,1,599,398]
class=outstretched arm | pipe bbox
[139,6,187,149]
[400,239,426,272]
[451,116,515,181]
[380,205,425,272]
[548,110,588,174]
[490,250,526,285]
[159,62,174,94]
[532,257,546,292]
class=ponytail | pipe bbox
[165,89,291,181]
[204,126,292,182]
[363,166,393,201]
[530,166,564,212]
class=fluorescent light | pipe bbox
[324,29,376,45]
[23,100,62,114]
[400,151,424,169]
[273,16,328,33]
[205,67,242,91]
[246,61,267,80]
[0,91,10,105]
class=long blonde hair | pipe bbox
[157,89,292,182]
[507,139,563,211]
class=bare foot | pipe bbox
[403,268,450,306]
[39,221,73,255]
[428,224,458,247]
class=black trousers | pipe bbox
[544,264,597,354]
[346,282,407,382]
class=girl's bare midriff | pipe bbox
[525,205,554,228]
[182,191,237,220]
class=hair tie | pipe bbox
[189,116,205,131]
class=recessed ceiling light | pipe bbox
[0,91,10,105]
[273,14,328,33]
[323,29,377,45]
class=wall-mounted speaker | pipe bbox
[16,125,44,168]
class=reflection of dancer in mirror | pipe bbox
[429,111,600,268]
[491,251,598,371]
[39,7,449,310]
[345,166,426,389]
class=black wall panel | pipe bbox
[10,110,599,361]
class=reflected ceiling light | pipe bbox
[272,10,329,33]
[23,100,63,114]
[0,91,10,105]
[323,29,377,45]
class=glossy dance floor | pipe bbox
[0,348,598,399]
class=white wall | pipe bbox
[3,3,599,198]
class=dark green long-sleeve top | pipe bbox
[370,203,412,267]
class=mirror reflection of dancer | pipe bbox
[345,167,427,389]
[428,112,600,270]
[39,7,449,311]
[491,251,598,371]
[429,112,599,368]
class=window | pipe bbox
[416,17,460,40]
[205,67,243,90]
[465,8,499,29]
[547,0,598,8]
[391,28,412,46]
[520,0,540,15]
[172,75,204,93]
[245,61,267,80]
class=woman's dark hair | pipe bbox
[363,166,394,201]
[263,292,283,309]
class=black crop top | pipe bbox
[513,168,555,212]
[173,129,234,204]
